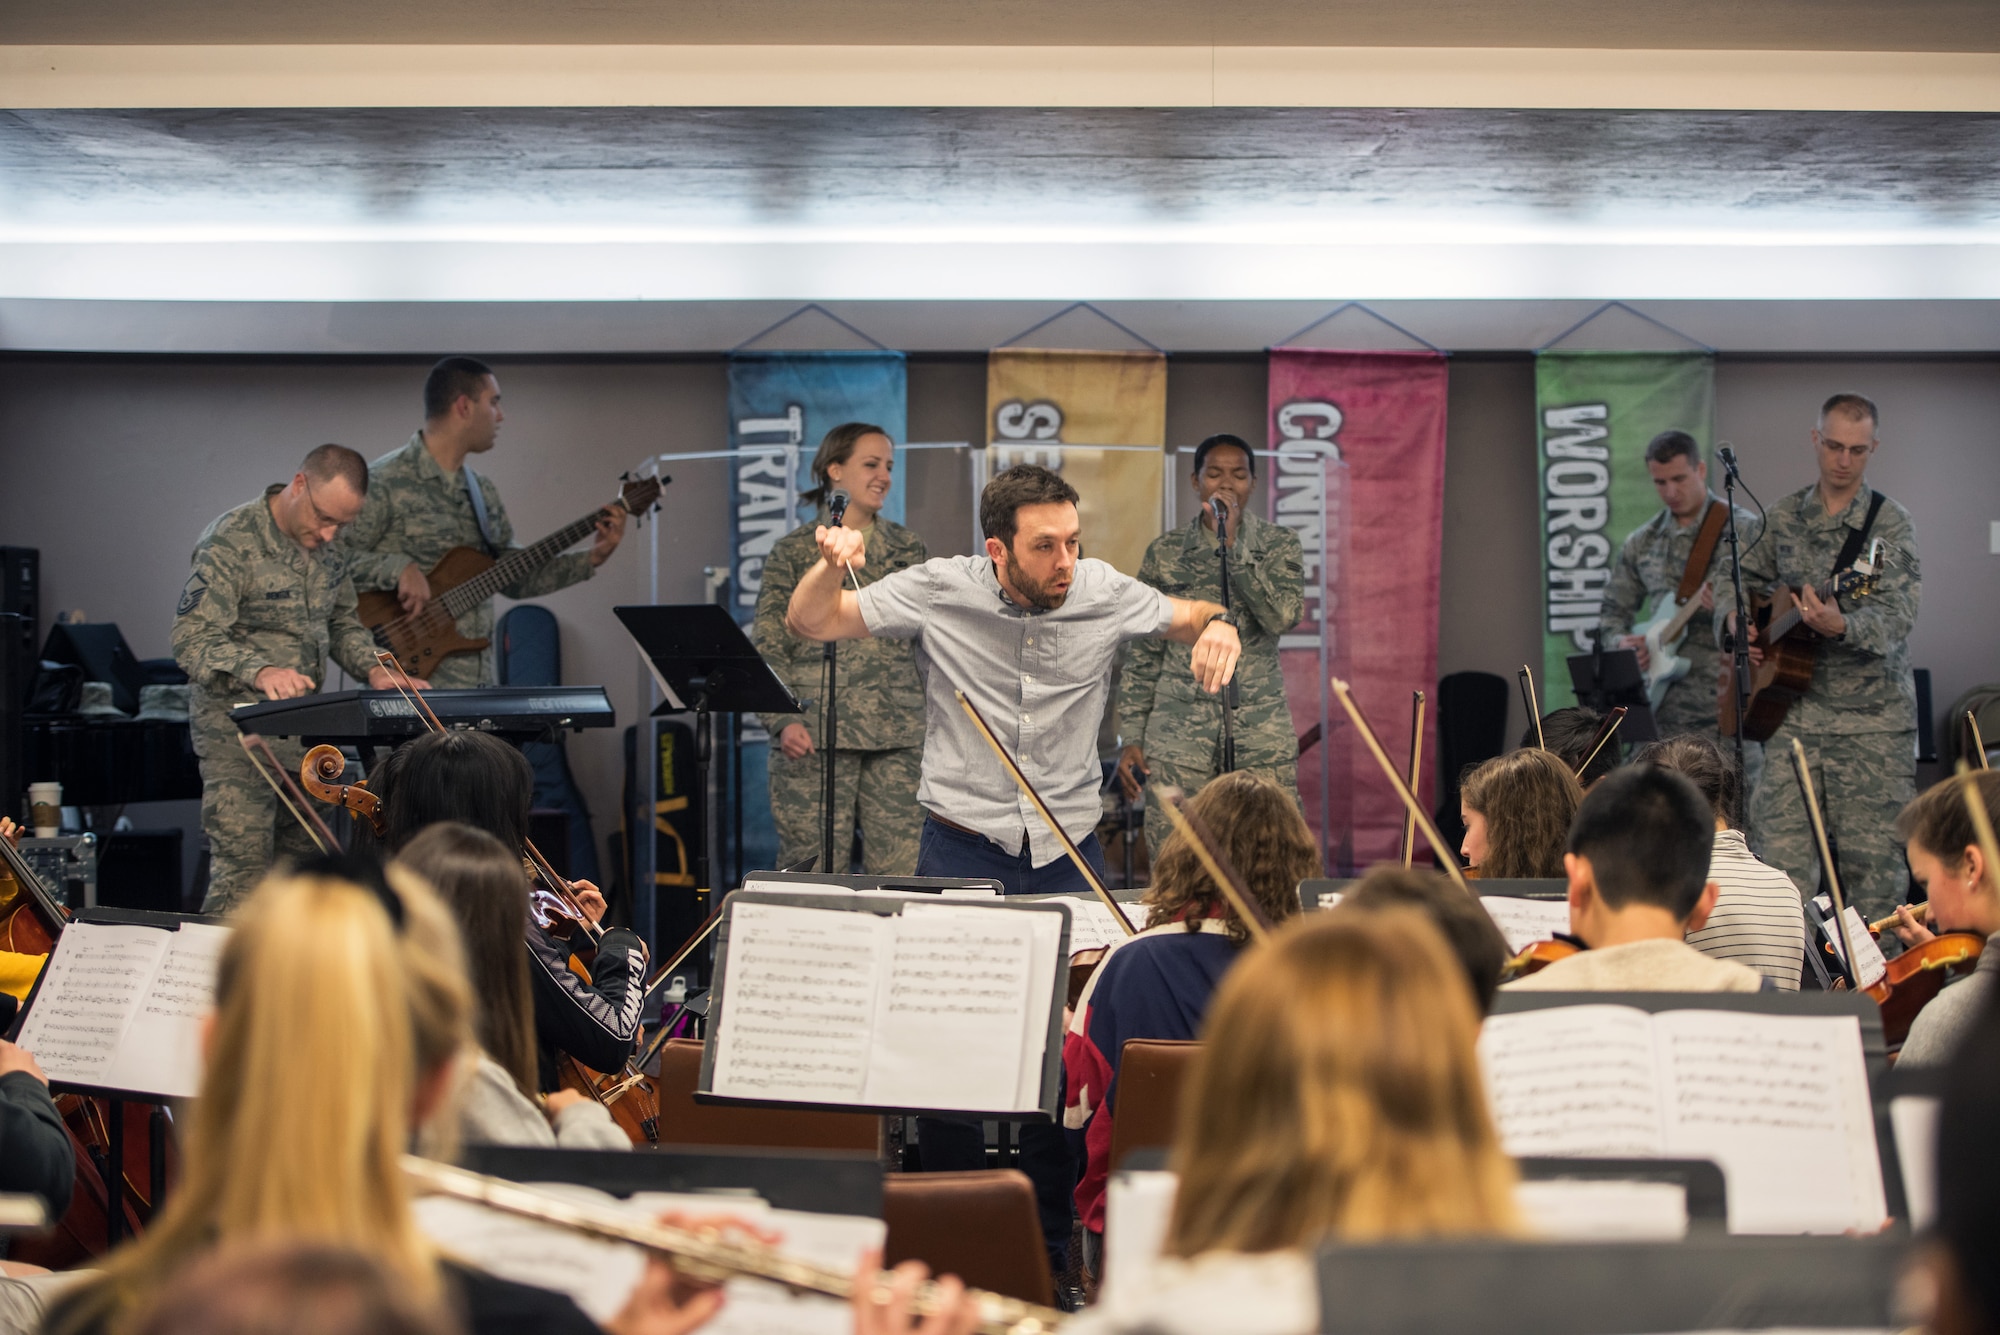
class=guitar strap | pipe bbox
[1674,500,1730,603]
[1831,491,1887,580]
[464,467,500,555]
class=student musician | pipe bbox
[372,730,646,1091]
[1637,735,1805,990]
[340,357,627,690]
[1115,434,1306,855]
[1064,772,1316,1249]
[1731,393,1921,923]
[394,822,630,1149]
[1506,766,1767,993]
[1929,990,2000,1335]
[1887,771,2000,1069]
[1338,868,1512,1014]
[752,423,927,874]
[1068,911,1520,1334]
[1458,749,1582,879]
[1524,707,1617,788]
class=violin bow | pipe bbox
[1330,678,1476,900]
[953,688,1136,937]
[1151,788,1272,944]
[374,651,603,944]
[1789,738,1863,989]
[1402,690,1426,868]
[1575,706,1628,777]
[1956,761,2000,900]
[1967,711,1990,771]
[239,733,341,856]
[1518,665,1545,749]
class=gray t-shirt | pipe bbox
[858,554,1174,867]
[1895,931,2000,1068]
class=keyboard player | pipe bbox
[171,445,431,913]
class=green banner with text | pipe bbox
[1535,350,1714,710]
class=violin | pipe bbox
[1500,934,1585,983]
[300,743,386,838]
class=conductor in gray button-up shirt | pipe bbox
[787,462,1242,896]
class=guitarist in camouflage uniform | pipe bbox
[1115,435,1306,855]
[1729,394,1922,922]
[340,357,627,689]
[752,424,928,874]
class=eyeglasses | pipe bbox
[301,476,353,533]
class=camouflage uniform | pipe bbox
[752,513,928,874]
[1599,495,1765,802]
[1121,512,1305,854]
[1735,483,1921,921]
[172,486,383,913]
[338,433,595,689]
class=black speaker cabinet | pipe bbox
[0,548,36,658]
[0,612,22,823]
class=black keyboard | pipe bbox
[230,687,614,743]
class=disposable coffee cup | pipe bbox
[27,781,60,837]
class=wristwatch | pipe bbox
[1204,610,1237,630]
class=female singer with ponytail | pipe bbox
[750,423,928,875]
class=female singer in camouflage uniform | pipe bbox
[751,424,927,874]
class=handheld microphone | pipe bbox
[828,489,851,525]
[1716,444,1741,481]
[1210,496,1229,528]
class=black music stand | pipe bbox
[615,606,801,900]
[1565,644,1660,743]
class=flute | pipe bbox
[402,1157,1065,1335]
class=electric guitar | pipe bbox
[1631,588,1710,710]
[1719,541,1884,743]
[356,474,663,678]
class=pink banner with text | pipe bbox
[1268,349,1448,871]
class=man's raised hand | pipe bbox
[816,524,866,572]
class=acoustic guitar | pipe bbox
[357,474,663,678]
[1718,540,1883,743]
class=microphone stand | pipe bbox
[1719,447,1752,827]
[1213,498,1237,774]
[819,493,850,876]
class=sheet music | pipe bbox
[15,922,169,1086]
[1890,1095,1940,1231]
[709,903,885,1102]
[1480,1006,1666,1157]
[115,923,230,1099]
[1479,897,1575,954]
[862,904,1035,1111]
[1514,1179,1688,1240]
[1064,899,1132,954]
[414,1192,648,1325]
[1653,1010,1885,1234]
[1813,899,1887,989]
[1011,907,1063,1107]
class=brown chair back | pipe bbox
[656,1038,879,1151]
[1106,1038,1201,1171]
[883,1170,1053,1306]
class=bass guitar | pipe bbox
[1719,542,1883,744]
[357,474,663,678]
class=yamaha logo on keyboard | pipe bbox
[366,698,419,717]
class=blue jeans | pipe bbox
[913,815,1097,1273]
[915,816,1108,895]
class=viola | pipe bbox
[1500,934,1584,983]
[1865,931,1986,1049]
[299,743,387,838]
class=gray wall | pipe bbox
[3,350,1994,873]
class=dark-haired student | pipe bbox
[372,730,647,1092]
[1930,990,2000,1335]
[1063,772,1315,1247]
[1887,771,2000,1069]
[1506,766,1767,993]
[1458,748,1581,879]
[1338,867,1512,1014]
[340,355,627,690]
[1638,734,1805,990]
[1522,707,1618,788]
[397,822,630,1149]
